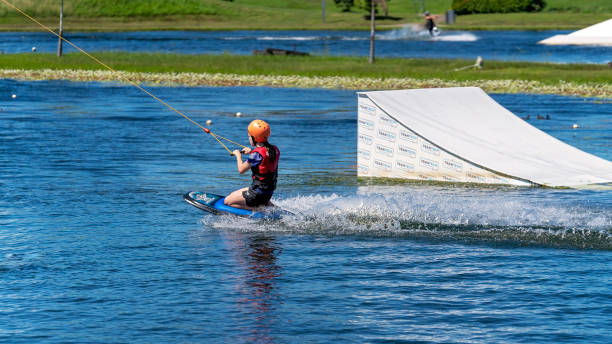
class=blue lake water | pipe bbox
[1,29,611,63]
[1,79,611,342]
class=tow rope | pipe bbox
[0,0,245,155]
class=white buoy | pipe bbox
[32,47,36,52]
[235,112,242,117]
[572,123,579,129]
[11,94,16,99]
[206,119,212,125]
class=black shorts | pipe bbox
[242,187,273,207]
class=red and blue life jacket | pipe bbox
[250,145,280,192]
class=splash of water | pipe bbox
[379,25,478,42]
[221,27,478,43]
[202,189,612,250]
[256,36,318,41]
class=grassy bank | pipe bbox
[443,12,612,30]
[1,52,610,98]
[0,0,610,31]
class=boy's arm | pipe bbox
[232,150,252,174]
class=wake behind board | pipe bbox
[183,191,293,220]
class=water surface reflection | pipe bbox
[225,233,282,343]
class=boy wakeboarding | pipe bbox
[224,120,280,210]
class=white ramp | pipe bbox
[538,19,612,46]
[357,87,612,187]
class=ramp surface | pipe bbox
[357,87,612,187]
[538,19,612,46]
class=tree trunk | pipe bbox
[321,0,326,23]
[369,0,375,64]
[57,0,63,57]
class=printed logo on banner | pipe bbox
[397,144,416,158]
[419,158,439,171]
[358,134,373,146]
[374,159,392,171]
[421,141,441,156]
[466,172,486,182]
[399,129,418,144]
[377,128,396,142]
[489,175,509,184]
[358,149,371,160]
[486,174,513,185]
[443,158,463,172]
[358,119,375,130]
[418,174,434,181]
[358,103,377,116]
[375,143,394,157]
[442,175,459,182]
[378,115,398,128]
[358,163,369,174]
[396,160,415,172]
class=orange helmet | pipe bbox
[248,119,271,143]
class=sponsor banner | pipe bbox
[443,158,463,172]
[358,118,375,130]
[419,157,439,171]
[397,144,416,158]
[358,103,377,117]
[378,114,398,128]
[358,133,373,146]
[421,141,441,156]
[358,149,371,160]
[375,143,394,157]
[358,163,369,174]
[396,160,415,172]
[377,128,396,143]
[373,159,392,171]
[399,129,418,144]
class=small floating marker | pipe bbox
[31,47,36,52]
[206,119,212,125]
[11,94,16,99]
[572,123,579,129]
[235,112,242,117]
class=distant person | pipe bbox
[424,11,439,36]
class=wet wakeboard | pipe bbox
[183,191,293,220]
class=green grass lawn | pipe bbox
[446,12,612,30]
[0,0,610,31]
[1,52,609,86]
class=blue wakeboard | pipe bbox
[183,191,292,220]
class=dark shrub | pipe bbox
[452,0,545,15]
[334,0,355,12]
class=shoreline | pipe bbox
[2,69,609,99]
[0,25,587,32]
[0,23,595,33]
